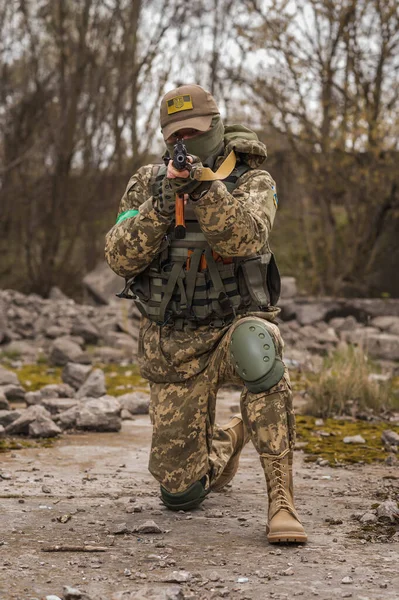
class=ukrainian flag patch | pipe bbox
[167,95,193,115]
[271,185,278,208]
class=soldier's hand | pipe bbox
[167,156,211,198]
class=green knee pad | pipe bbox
[160,477,208,511]
[230,319,285,394]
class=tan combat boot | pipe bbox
[212,415,251,492]
[261,449,307,543]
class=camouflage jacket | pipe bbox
[105,126,278,279]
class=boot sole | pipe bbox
[267,531,308,544]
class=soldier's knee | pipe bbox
[230,319,285,394]
[160,477,208,511]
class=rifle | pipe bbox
[172,139,189,240]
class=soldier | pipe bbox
[105,84,307,543]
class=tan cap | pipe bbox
[160,84,220,140]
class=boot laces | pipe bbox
[271,458,291,512]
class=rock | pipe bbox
[365,333,399,361]
[1,384,26,402]
[40,383,75,399]
[75,396,121,432]
[41,398,79,415]
[92,346,126,363]
[343,435,366,444]
[376,500,399,522]
[55,405,80,430]
[45,325,70,339]
[370,316,399,335]
[30,414,61,438]
[360,512,378,524]
[49,337,91,367]
[48,286,70,301]
[4,340,40,361]
[341,576,353,584]
[164,570,192,583]
[329,316,359,332]
[62,363,92,390]
[0,391,10,410]
[82,261,125,305]
[71,316,100,344]
[25,391,44,406]
[134,520,163,534]
[295,302,338,326]
[121,408,135,420]
[62,586,87,599]
[0,424,5,439]
[118,392,150,415]
[76,369,106,399]
[0,298,10,343]
[0,366,19,386]
[0,409,22,427]
[381,430,399,446]
[112,522,131,535]
[5,405,55,436]
[280,276,297,299]
[340,327,380,345]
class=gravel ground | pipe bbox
[0,393,398,600]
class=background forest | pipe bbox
[1,0,398,300]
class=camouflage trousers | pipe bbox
[138,312,296,494]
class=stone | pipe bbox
[134,520,163,534]
[376,500,399,522]
[340,327,380,345]
[48,287,70,301]
[341,576,353,584]
[121,408,135,420]
[280,276,297,299]
[41,398,79,415]
[0,366,19,386]
[0,391,10,410]
[118,392,150,415]
[45,325,70,339]
[360,512,377,524]
[4,340,40,360]
[55,405,80,430]
[381,430,399,446]
[365,333,399,361]
[0,298,9,344]
[49,337,91,366]
[25,391,44,406]
[343,435,366,444]
[370,316,399,335]
[0,424,5,439]
[329,316,359,332]
[164,570,192,583]
[82,261,125,305]
[5,405,55,436]
[0,409,22,427]
[71,316,100,344]
[1,384,26,402]
[29,415,61,438]
[295,302,337,326]
[40,383,75,399]
[62,363,92,390]
[92,346,126,363]
[75,396,121,432]
[76,369,106,399]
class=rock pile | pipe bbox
[0,361,150,439]
[1,282,399,371]
[0,289,141,364]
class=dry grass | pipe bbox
[305,343,394,418]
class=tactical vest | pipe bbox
[120,163,281,328]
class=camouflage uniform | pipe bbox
[105,137,295,494]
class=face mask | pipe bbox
[165,116,224,164]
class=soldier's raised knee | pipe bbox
[230,319,285,394]
[160,477,208,511]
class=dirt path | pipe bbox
[0,393,398,600]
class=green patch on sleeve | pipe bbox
[116,209,139,225]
